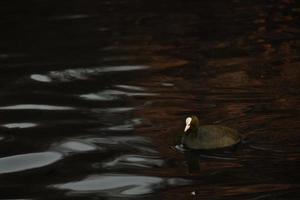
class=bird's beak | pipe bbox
[184,124,190,132]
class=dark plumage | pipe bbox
[182,116,241,150]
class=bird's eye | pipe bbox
[186,117,192,125]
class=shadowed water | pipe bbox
[0,0,300,199]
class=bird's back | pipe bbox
[183,125,240,150]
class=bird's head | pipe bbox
[184,116,200,133]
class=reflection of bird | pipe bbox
[182,116,241,150]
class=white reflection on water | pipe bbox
[80,89,157,101]
[102,154,164,169]
[86,136,157,154]
[51,140,99,155]
[91,136,151,145]
[1,122,37,128]
[96,118,143,131]
[31,65,149,83]
[0,104,75,110]
[30,74,52,82]
[59,141,97,152]
[52,174,192,196]
[103,124,134,131]
[92,107,134,113]
[115,84,146,91]
[0,151,63,174]
[79,93,117,101]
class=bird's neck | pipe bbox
[185,126,198,136]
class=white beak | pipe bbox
[184,124,190,132]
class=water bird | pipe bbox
[182,116,241,150]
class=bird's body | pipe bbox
[182,116,241,150]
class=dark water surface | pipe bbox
[1,0,300,199]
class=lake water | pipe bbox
[0,0,300,199]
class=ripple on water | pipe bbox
[50,14,93,20]
[80,89,157,101]
[86,136,158,154]
[1,122,38,129]
[102,154,164,169]
[0,151,63,174]
[92,107,135,113]
[86,136,150,145]
[30,74,52,82]
[80,92,118,101]
[51,174,192,197]
[30,65,149,83]
[92,118,143,132]
[51,139,99,155]
[0,104,75,110]
[115,84,146,91]
[103,124,135,131]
